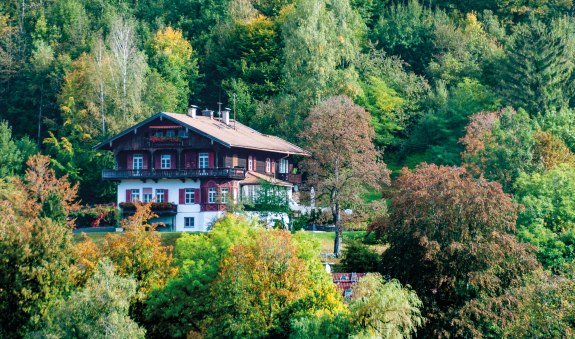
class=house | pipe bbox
[94,106,309,231]
[332,272,367,299]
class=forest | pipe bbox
[2,0,575,337]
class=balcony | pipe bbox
[277,173,303,184]
[102,168,246,181]
[119,202,178,215]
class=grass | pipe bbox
[303,230,366,254]
[73,231,183,248]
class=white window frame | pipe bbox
[133,154,143,170]
[279,158,288,174]
[143,193,152,203]
[265,158,271,173]
[156,189,165,203]
[166,129,176,137]
[131,189,140,202]
[248,156,253,171]
[199,152,209,169]
[220,188,229,204]
[184,217,195,229]
[208,187,216,204]
[185,188,195,204]
[161,154,171,169]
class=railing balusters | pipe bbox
[102,167,246,180]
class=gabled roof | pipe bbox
[94,112,310,156]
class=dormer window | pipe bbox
[199,152,209,169]
[161,154,171,169]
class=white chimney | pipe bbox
[222,107,231,125]
[187,105,198,118]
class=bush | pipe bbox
[71,204,119,227]
[340,241,380,273]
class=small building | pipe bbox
[332,272,367,299]
[94,106,309,231]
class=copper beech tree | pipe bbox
[382,164,540,337]
[301,95,389,256]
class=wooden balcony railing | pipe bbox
[102,167,246,180]
[277,173,302,184]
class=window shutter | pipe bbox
[126,190,132,202]
[272,160,276,173]
[154,154,161,169]
[127,154,133,170]
[164,189,169,203]
[179,189,185,204]
[142,153,149,170]
[195,188,201,204]
[208,152,215,168]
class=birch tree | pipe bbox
[301,95,389,256]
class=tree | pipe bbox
[38,259,146,338]
[282,0,364,105]
[350,273,424,338]
[501,18,574,116]
[301,95,389,256]
[0,155,79,336]
[382,164,540,336]
[514,164,575,271]
[460,107,536,191]
[0,120,23,177]
[148,26,199,111]
[340,241,380,273]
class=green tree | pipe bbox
[350,273,424,338]
[38,259,146,338]
[0,120,23,177]
[501,18,575,116]
[340,241,380,273]
[514,164,575,271]
[282,0,364,105]
[461,107,536,191]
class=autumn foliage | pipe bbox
[382,164,540,337]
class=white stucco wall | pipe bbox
[118,179,223,232]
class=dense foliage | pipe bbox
[3,0,575,336]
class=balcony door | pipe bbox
[133,154,143,175]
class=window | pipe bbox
[133,154,143,170]
[221,188,229,203]
[131,189,140,202]
[185,188,195,204]
[199,152,209,169]
[232,154,238,167]
[279,158,288,174]
[208,187,216,203]
[265,158,271,173]
[184,217,195,229]
[154,130,163,137]
[161,154,171,169]
[156,189,165,203]
[166,129,176,137]
[248,156,253,171]
[143,188,152,202]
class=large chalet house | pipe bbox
[95,106,309,231]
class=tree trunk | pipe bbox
[333,201,342,257]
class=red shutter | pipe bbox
[179,189,185,204]
[208,152,215,168]
[272,160,276,173]
[155,154,161,169]
[127,154,133,170]
[195,188,201,204]
[126,189,132,202]
[164,189,169,203]
[142,153,149,170]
